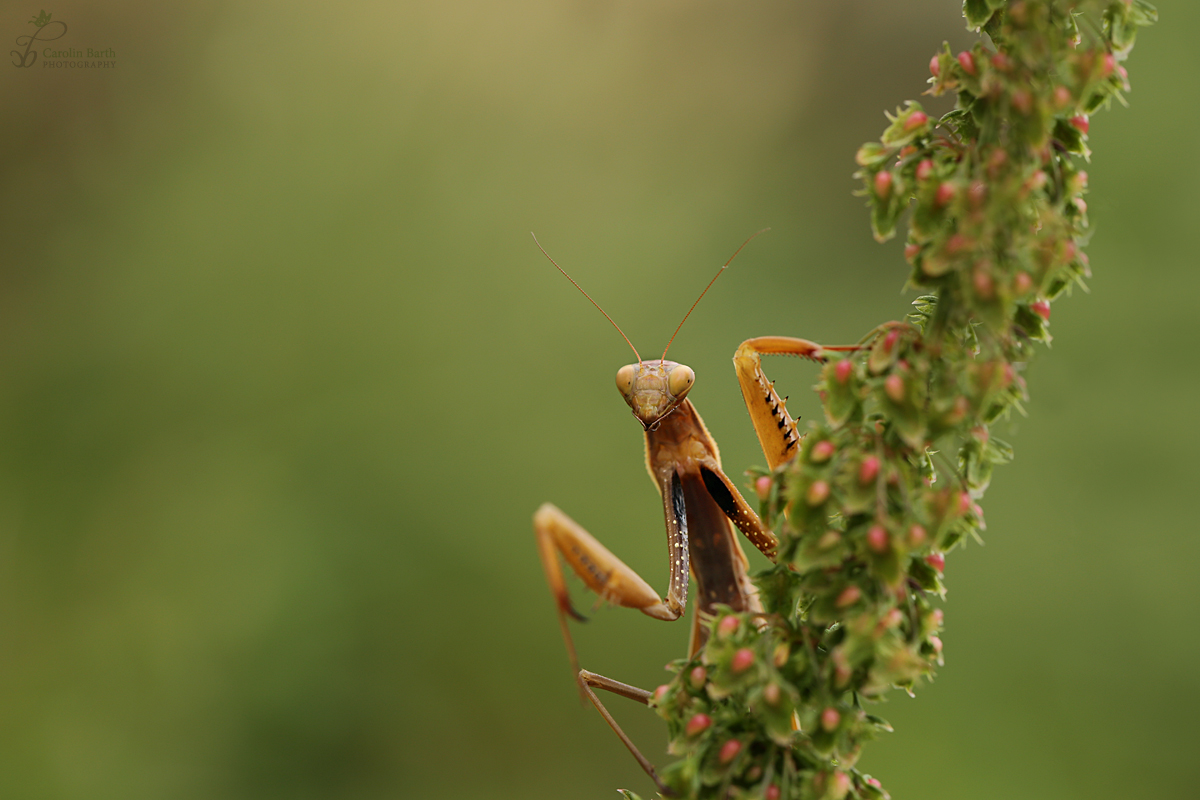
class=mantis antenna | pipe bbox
[660,227,770,364]
[532,232,642,363]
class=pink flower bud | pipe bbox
[689,666,707,690]
[807,480,830,506]
[821,707,841,731]
[957,50,977,76]
[958,491,972,515]
[883,328,901,353]
[836,585,861,608]
[859,456,880,485]
[973,268,995,300]
[903,110,929,132]
[763,682,782,707]
[1061,239,1078,265]
[1014,271,1033,295]
[908,524,927,546]
[1011,89,1032,115]
[929,635,944,653]
[686,713,712,737]
[731,647,755,674]
[925,552,945,572]
[935,181,957,207]
[949,395,969,424]
[718,615,740,637]
[1032,299,1051,321]
[968,180,987,208]
[987,148,1007,178]
[867,524,889,553]
[904,243,920,262]
[718,738,742,764]
[833,649,852,686]
[811,440,835,463]
[1101,52,1115,77]
[1074,197,1088,214]
[1054,85,1072,108]
[867,777,882,789]
[835,358,854,384]
[929,55,940,77]
[755,475,773,502]
[874,170,893,199]
[766,784,781,800]
[991,52,1012,71]
[1070,115,1089,135]
[830,771,851,800]
[944,233,972,256]
[916,158,935,182]
[885,373,905,403]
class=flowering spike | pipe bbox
[610,6,1154,798]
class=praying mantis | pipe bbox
[532,233,860,795]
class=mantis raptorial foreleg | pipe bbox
[734,336,863,470]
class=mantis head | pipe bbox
[533,228,766,430]
[616,360,695,431]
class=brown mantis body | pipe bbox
[532,235,857,794]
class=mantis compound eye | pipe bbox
[668,365,695,399]
[615,364,636,397]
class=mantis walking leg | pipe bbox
[534,502,684,680]
[534,502,685,795]
[577,670,672,796]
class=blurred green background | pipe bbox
[1,2,1195,799]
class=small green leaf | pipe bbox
[1053,118,1087,156]
[822,358,862,427]
[855,143,894,169]
[1131,0,1159,25]
[867,327,908,375]
[866,713,895,733]
[985,436,1014,465]
[754,564,804,616]
[791,527,849,572]
[960,439,993,492]
[880,102,931,148]
[939,108,969,126]
[871,194,902,243]
[909,554,945,594]
[1014,303,1052,343]
[962,0,996,30]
